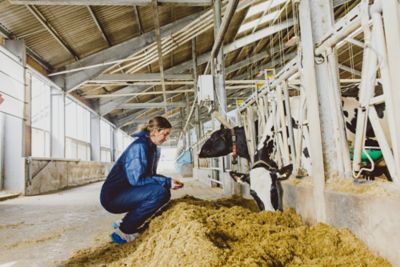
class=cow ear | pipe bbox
[279,164,293,178]
[219,124,225,130]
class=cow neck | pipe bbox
[230,127,238,164]
[251,159,277,172]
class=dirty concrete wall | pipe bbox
[25,159,112,195]
[282,178,400,266]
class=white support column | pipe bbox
[110,126,115,162]
[0,112,4,190]
[326,47,352,178]
[213,0,229,189]
[242,108,256,164]
[192,39,202,140]
[380,0,400,181]
[298,0,328,222]
[23,65,32,159]
[310,1,348,179]
[186,130,191,149]
[271,97,283,167]
[282,82,297,168]
[90,114,101,161]
[179,108,187,151]
[213,0,227,116]
[276,85,290,166]
[113,128,118,161]
[255,95,267,144]
[352,2,379,177]
[50,88,65,158]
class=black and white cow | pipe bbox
[229,164,292,211]
[200,114,293,211]
[275,95,390,179]
[342,96,389,147]
[199,94,391,211]
[198,126,250,160]
[341,96,391,180]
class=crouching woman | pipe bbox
[100,116,183,244]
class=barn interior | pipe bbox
[0,0,400,266]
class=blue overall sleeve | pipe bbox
[153,147,169,179]
[124,142,171,188]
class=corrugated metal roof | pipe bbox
[91,5,139,44]
[0,0,363,138]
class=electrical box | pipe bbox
[197,75,214,103]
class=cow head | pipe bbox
[199,126,250,160]
[229,143,293,213]
[249,163,293,211]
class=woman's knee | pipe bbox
[100,191,127,214]
[152,185,171,204]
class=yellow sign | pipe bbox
[236,99,244,107]
[256,82,264,91]
[264,69,276,80]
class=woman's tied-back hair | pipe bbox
[138,116,172,132]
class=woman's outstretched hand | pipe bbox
[171,179,184,190]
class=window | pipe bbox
[123,135,133,149]
[158,147,177,172]
[203,120,216,134]
[31,75,51,157]
[100,119,112,162]
[114,129,133,160]
[65,98,91,160]
[189,128,197,145]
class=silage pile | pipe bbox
[66,196,390,267]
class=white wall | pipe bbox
[51,87,65,158]
[0,46,25,192]
[3,115,25,192]
[158,147,177,173]
[90,113,100,161]
[31,73,51,157]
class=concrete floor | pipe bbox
[0,176,224,267]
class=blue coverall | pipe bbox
[100,130,171,234]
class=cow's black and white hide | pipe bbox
[289,96,390,180]
[341,96,391,180]
[199,104,305,211]
[229,164,292,211]
[199,126,250,160]
[342,96,389,147]
[199,95,391,211]
[247,115,294,211]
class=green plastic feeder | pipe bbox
[350,149,383,163]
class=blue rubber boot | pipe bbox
[111,228,140,244]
